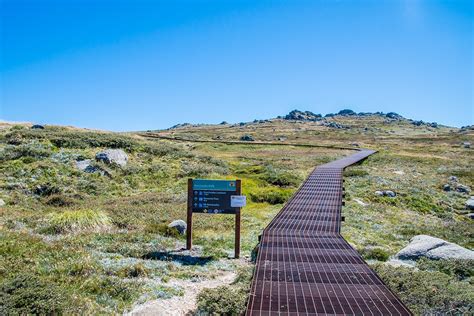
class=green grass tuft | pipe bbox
[48,209,111,233]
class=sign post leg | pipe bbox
[186,178,193,250]
[235,179,242,259]
[235,210,241,259]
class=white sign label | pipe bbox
[231,195,246,208]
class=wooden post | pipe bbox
[186,178,193,250]
[235,179,241,259]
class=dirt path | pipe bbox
[128,271,236,316]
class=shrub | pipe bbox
[249,188,292,204]
[5,128,138,151]
[155,223,181,238]
[196,267,252,315]
[359,247,390,261]
[373,263,474,315]
[48,209,111,233]
[261,166,301,187]
[0,275,65,315]
[0,142,51,162]
[116,263,149,278]
[343,169,369,177]
[416,258,474,281]
[80,275,141,303]
[197,286,247,314]
[44,194,75,207]
[403,195,441,214]
[34,183,61,197]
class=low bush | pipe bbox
[261,165,301,187]
[359,247,390,261]
[48,209,111,233]
[34,183,61,197]
[145,221,182,238]
[44,194,76,207]
[343,168,369,177]
[0,274,65,315]
[196,266,253,314]
[5,128,138,151]
[196,286,247,314]
[373,263,474,315]
[416,258,474,281]
[249,187,293,204]
[116,263,149,278]
[0,142,52,162]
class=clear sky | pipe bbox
[1,0,473,131]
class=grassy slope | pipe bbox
[0,115,473,314]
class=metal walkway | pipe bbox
[246,150,412,315]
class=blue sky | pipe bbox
[0,0,472,131]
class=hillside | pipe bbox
[0,111,473,315]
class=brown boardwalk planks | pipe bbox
[246,149,412,316]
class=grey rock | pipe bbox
[385,190,396,197]
[385,259,416,268]
[375,190,396,197]
[466,213,474,219]
[396,235,474,261]
[95,149,128,167]
[442,184,451,191]
[168,220,187,235]
[463,142,471,148]
[76,159,97,173]
[324,121,345,129]
[0,199,5,207]
[75,159,110,176]
[240,135,255,141]
[448,176,458,182]
[456,184,471,194]
[428,243,474,260]
[466,197,474,210]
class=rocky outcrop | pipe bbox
[385,112,404,120]
[411,120,439,128]
[284,110,322,121]
[336,109,356,116]
[95,149,128,167]
[396,235,474,261]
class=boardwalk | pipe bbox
[246,150,412,316]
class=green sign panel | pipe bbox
[191,179,238,214]
[192,179,237,192]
